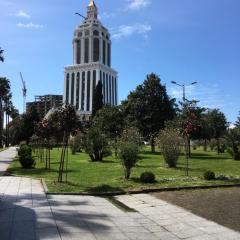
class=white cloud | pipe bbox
[126,0,151,11]
[17,22,43,29]
[16,10,31,19]
[112,23,151,39]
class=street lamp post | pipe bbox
[171,81,197,103]
[171,80,197,176]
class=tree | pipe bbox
[23,105,40,144]
[93,105,124,155]
[35,119,54,169]
[50,105,80,182]
[123,73,176,152]
[158,127,181,168]
[225,128,240,160]
[205,109,228,154]
[118,127,141,179]
[0,77,11,147]
[81,124,110,162]
[0,47,4,62]
[92,81,103,117]
[235,112,240,128]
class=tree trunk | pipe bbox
[150,136,155,153]
[217,138,220,155]
[188,138,191,158]
[204,139,207,151]
[125,168,130,180]
[58,131,68,182]
[0,99,3,148]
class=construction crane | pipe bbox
[19,72,27,113]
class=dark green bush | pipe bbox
[204,171,215,180]
[18,145,35,169]
[140,172,156,183]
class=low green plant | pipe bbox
[18,145,35,169]
[118,127,141,180]
[204,170,215,180]
[158,128,181,168]
[140,172,156,183]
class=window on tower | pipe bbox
[107,43,111,67]
[93,30,99,36]
[84,38,89,63]
[103,40,106,65]
[71,73,75,105]
[92,70,96,102]
[76,73,80,110]
[76,40,81,64]
[66,74,69,104]
[93,38,99,62]
[81,72,85,110]
[87,71,91,111]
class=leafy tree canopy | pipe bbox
[122,73,176,149]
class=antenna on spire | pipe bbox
[75,12,87,20]
[19,72,27,113]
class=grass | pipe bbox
[8,147,240,193]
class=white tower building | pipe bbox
[63,0,118,120]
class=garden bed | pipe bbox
[153,187,240,232]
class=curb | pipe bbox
[44,183,240,196]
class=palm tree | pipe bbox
[0,48,4,62]
[0,77,11,147]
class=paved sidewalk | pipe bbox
[0,147,17,175]
[116,194,240,240]
[1,177,240,239]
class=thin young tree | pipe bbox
[52,105,79,182]
[0,47,4,62]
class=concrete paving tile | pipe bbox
[0,208,14,222]
[0,221,11,240]
[124,232,159,240]
[37,227,60,240]
[94,231,129,240]
[37,217,56,229]
[14,206,36,221]
[60,231,96,240]
[153,231,180,240]
[11,220,36,240]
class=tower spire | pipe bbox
[87,0,97,19]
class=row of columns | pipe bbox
[64,70,117,112]
[73,36,111,67]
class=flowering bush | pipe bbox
[118,127,141,179]
[158,128,182,168]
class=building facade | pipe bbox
[26,94,63,119]
[63,0,118,119]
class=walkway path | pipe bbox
[0,177,240,240]
[0,148,239,239]
[0,147,17,175]
[116,194,240,240]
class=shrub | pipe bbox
[157,128,181,168]
[18,145,35,169]
[140,172,156,183]
[81,125,110,162]
[69,133,82,155]
[118,127,141,180]
[119,142,139,180]
[204,170,215,180]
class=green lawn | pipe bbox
[8,147,240,193]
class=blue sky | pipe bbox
[0,0,239,124]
